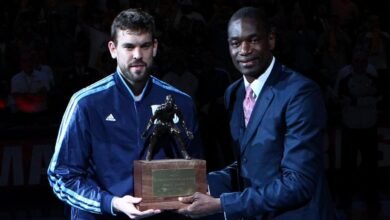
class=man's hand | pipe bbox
[112,196,161,219]
[177,192,222,218]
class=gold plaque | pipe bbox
[152,169,196,197]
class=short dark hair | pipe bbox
[228,7,270,34]
[110,8,156,43]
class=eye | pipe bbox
[124,44,135,50]
[230,40,240,48]
[141,43,152,49]
[250,37,259,44]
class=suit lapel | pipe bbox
[240,88,274,153]
[240,62,282,154]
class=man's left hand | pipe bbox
[177,192,221,218]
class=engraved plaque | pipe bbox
[152,169,196,197]
[134,159,207,210]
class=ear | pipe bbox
[268,31,276,51]
[152,39,158,57]
[108,41,117,59]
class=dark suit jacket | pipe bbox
[208,61,335,220]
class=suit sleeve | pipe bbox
[220,81,327,218]
[47,96,114,215]
[208,162,239,197]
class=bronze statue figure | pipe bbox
[142,95,193,160]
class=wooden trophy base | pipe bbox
[134,159,207,210]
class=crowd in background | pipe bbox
[0,0,389,218]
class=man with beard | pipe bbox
[48,8,202,220]
[178,7,335,220]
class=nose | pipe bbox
[240,41,252,55]
[133,47,142,60]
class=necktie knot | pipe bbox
[243,86,256,127]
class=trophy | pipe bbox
[134,95,207,210]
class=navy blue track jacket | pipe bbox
[47,71,203,218]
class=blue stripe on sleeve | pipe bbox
[48,75,115,214]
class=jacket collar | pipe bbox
[114,68,152,102]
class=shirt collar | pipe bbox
[243,56,275,99]
[116,66,150,101]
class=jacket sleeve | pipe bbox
[208,162,239,197]
[47,96,114,215]
[220,81,327,218]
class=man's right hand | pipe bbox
[112,195,161,219]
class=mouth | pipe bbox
[238,58,257,67]
[129,62,146,71]
[130,62,146,67]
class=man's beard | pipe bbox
[121,63,152,83]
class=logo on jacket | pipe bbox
[105,113,116,122]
